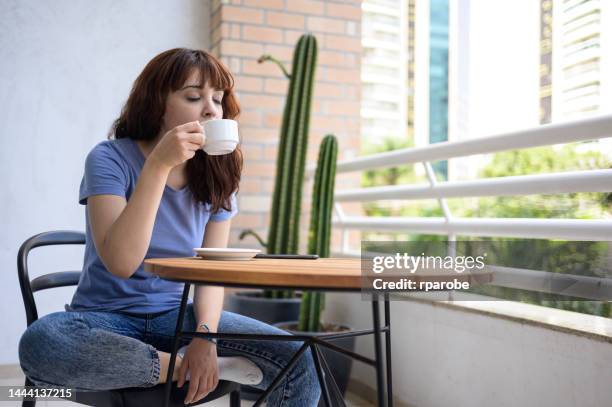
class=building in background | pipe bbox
[427,0,449,179]
[361,0,610,182]
[540,0,553,123]
[360,0,408,146]
[549,0,612,122]
[413,0,456,180]
[361,0,452,179]
[407,0,416,141]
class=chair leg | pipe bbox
[229,390,241,407]
[22,377,35,407]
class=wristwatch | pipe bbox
[199,323,218,345]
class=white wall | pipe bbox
[0,0,211,364]
[323,293,612,407]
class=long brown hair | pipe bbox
[109,48,242,213]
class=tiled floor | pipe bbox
[0,373,374,406]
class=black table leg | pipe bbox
[384,292,393,407]
[314,343,347,407]
[164,283,191,407]
[372,294,386,407]
[310,343,333,406]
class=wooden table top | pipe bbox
[144,257,492,291]
[145,257,363,290]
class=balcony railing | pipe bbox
[306,114,612,301]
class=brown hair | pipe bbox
[109,48,242,213]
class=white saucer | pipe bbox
[193,247,261,261]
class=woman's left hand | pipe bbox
[178,338,219,404]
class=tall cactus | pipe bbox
[238,34,318,299]
[298,135,338,332]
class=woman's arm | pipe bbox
[88,122,204,279]
[178,218,232,404]
[193,218,232,333]
[88,158,170,278]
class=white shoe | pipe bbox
[177,345,263,385]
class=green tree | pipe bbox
[473,144,611,219]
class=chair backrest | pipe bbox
[17,230,85,326]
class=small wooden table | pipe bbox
[145,257,489,406]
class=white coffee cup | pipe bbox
[200,119,239,155]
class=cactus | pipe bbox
[298,135,338,332]
[238,34,318,299]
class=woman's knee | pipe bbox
[19,318,53,374]
[18,313,84,379]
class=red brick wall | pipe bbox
[210,0,362,252]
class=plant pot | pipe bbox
[274,320,356,405]
[224,291,302,324]
[224,291,303,401]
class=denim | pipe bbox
[19,306,321,406]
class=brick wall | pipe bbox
[210,0,362,252]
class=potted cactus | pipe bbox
[226,34,318,324]
[223,34,319,400]
[274,135,356,400]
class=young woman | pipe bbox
[18,48,321,406]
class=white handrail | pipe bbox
[306,113,612,177]
[335,169,612,201]
[334,217,612,241]
[488,265,612,301]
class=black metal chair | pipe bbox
[17,230,241,407]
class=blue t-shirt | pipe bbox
[69,138,238,313]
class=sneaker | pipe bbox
[177,345,263,385]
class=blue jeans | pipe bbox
[18,305,321,407]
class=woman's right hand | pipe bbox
[149,121,206,170]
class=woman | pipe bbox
[18,48,321,406]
